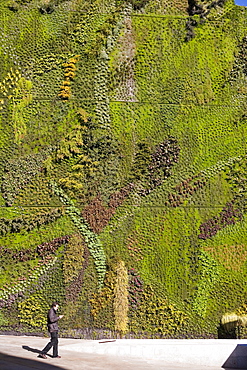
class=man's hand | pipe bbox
[59,315,64,319]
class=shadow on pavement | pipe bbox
[0,351,67,370]
[22,345,53,357]
[222,344,247,369]
[22,345,42,354]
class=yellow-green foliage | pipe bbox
[0,68,22,103]
[90,269,116,318]
[18,294,48,329]
[55,109,99,197]
[0,71,32,145]
[221,304,247,332]
[56,112,86,160]
[59,55,80,100]
[63,233,84,284]
[12,77,32,145]
[113,260,128,333]
[130,285,187,336]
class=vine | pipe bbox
[51,181,106,287]
[0,256,58,304]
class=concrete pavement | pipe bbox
[0,335,246,370]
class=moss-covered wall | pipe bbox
[1,0,247,338]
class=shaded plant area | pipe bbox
[7,0,32,12]
[0,234,69,262]
[225,156,247,210]
[39,0,69,14]
[229,36,247,84]
[130,138,180,195]
[64,234,90,303]
[81,128,123,203]
[165,175,207,207]
[7,0,69,13]
[117,0,151,10]
[185,0,228,41]
[148,138,180,189]
[198,200,243,240]
[128,268,143,311]
[0,208,64,236]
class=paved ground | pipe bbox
[0,335,243,370]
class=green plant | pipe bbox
[0,208,64,236]
[7,1,20,11]
[185,0,228,41]
[90,269,116,318]
[51,182,106,287]
[129,141,152,183]
[1,149,52,206]
[1,0,247,339]
[113,260,128,334]
[0,310,9,326]
[192,251,220,318]
[0,257,58,302]
[225,156,247,210]
[12,77,33,145]
[7,0,33,11]
[63,234,84,284]
[39,0,69,14]
[58,56,80,100]
[130,285,187,336]
[18,294,48,329]
[116,0,150,10]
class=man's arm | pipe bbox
[48,309,59,323]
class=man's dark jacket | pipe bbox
[47,308,59,333]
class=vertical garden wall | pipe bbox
[1,0,247,339]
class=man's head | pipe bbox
[51,302,59,311]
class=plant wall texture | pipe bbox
[0,0,247,339]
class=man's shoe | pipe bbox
[53,355,61,358]
[38,354,47,359]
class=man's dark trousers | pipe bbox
[42,331,58,357]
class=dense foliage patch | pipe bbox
[0,0,247,339]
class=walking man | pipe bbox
[38,302,64,359]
